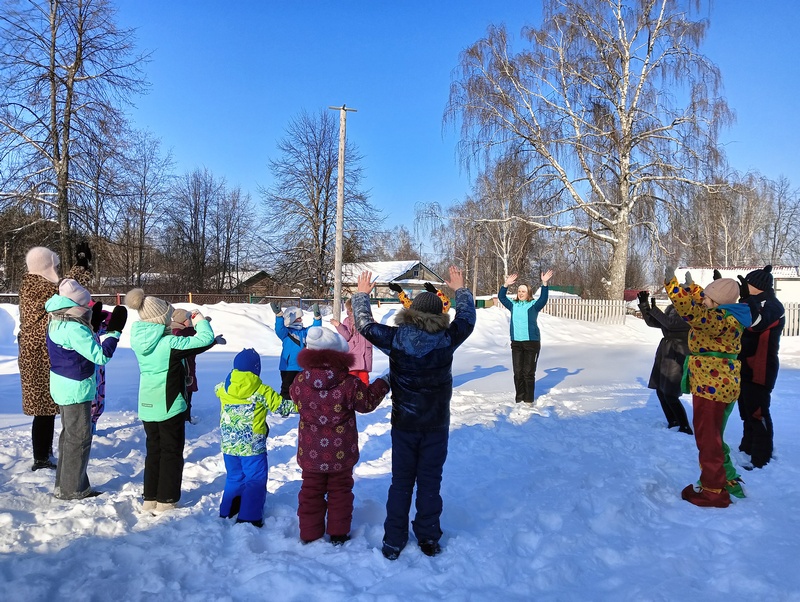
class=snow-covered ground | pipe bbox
[0,300,799,601]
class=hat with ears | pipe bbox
[305,326,349,352]
[58,278,91,307]
[283,307,303,327]
[125,288,173,325]
[703,278,740,306]
[25,247,60,284]
[410,291,443,315]
[744,265,774,292]
[233,348,261,376]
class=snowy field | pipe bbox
[0,300,799,602]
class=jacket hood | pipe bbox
[297,348,354,375]
[131,320,170,356]
[720,303,753,328]
[45,293,79,312]
[394,306,450,333]
[222,369,263,399]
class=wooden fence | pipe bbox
[541,297,628,325]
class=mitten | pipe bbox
[106,305,128,333]
[713,269,722,280]
[312,303,321,319]
[75,241,92,269]
[214,334,227,345]
[651,297,657,309]
[636,291,649,306]
[388,282,402,293]
[278,398,297,417]
[270,301,281,315]
[424,282,438,294]
[683,271,693,287]
[90,301,104,333]
[737,275,750,300]
[664,265,676,282]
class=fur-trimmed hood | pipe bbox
[297,347,354,374]
[394,306,451,333]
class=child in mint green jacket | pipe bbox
[215,348,293,527]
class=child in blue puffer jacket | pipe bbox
[270,302,322,401]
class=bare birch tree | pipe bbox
[446,0,732,298]
[0,0,147,263]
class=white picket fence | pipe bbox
[538,298,800,334]
[541,298,628,325]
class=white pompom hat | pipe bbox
[305,326,349,353]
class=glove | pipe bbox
[312,303,321,319]
[90,301,104,333]
[388,282,402,293]
[270,301,281,315]
[683,271,693,287]
[214,334,227,345]
[106,305,128,333]
[278,398,296,417]
[664,265,675,282]
[713,269,722,280]
[737,275,750,300]
[75,241,92,269]
[424,282,438,294]
[636,291,649,306]
[651,297,657,309]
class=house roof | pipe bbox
[677,266,800,282]
[339,260,445,285]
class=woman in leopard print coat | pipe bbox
[18,246,90,470]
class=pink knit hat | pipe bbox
[704,278,740,305]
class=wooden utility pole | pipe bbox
[329,104,357,321]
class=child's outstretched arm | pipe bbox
[258,383,295,416]
[351,374,390,414]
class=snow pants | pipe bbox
[54,401,93,499]
[297,469,355,541]
[738,380,773,468]
[220,453,268,522]
[142,414,185,503]
[692,395,739,492]
[32,414,56,463]
[511,340,541,403]
[280,370,300,400]
[384,428,449,550]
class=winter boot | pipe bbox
[330,534,350,546]
[681,484,731,508]
[381,541,402,560]
[31,459,57,471]
[154,502,177,513]
[418,540,442,557]
[142,500,157,512]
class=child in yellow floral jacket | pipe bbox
[216,348,294,527]
[664,269,752,508]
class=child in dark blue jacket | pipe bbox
[351,266,475,560]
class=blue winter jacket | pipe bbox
[45,294,119,406]
[274,315,322,371]
[351,288,475,431]
[498,285,549,341]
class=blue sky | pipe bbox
[114,1,800,236]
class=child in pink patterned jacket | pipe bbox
[289,326,389,545]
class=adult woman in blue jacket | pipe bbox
[498,270,553,404]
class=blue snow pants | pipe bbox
[383,428,449,550]
[220,453,268,522]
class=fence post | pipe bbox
[188,292,193,303]
[116,292,121,305]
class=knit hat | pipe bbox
[25,246,60,284]
[410,291,443,315]
[125,288,173,325]
[233,348,261,375]
[58,278,91,306]
[745,265,773,292]
[306,326,349,352]
[703,278,740,306]
[283,307,303,328]
[172,308,191,324]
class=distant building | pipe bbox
[676,266,800,303]
[338,260,446,298]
